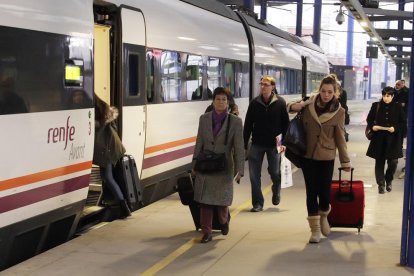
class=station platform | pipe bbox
[2,100,414,276]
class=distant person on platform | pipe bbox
[366,86,406,194]
[244,75,289,212]
[393,80,409,118]
[191,85,213,100]
[337,81,350,141]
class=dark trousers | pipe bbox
[301,159,334,215]
[200,204,228,234]
[375,158,398,185]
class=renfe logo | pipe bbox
[47,116,75,150]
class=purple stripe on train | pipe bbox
[0,174,90,213]
[142,146,195,169]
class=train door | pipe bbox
[119,7,147,178]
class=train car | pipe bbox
[0,0,328,270]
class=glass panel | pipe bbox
[240,61,249,98]
[145,50,155,102]
[280,69,287,94]
[128,53,139,96]
[160,51,182,102]
[224,61,235,94]
[0,26,93,114]
[254,63,262,97]
[207,57,220,96]
[274,68,281,94]
[186,55,203,101]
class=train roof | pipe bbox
[180,0,325,54]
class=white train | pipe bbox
[0,0,328,270]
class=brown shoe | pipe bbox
[200,233,212,243]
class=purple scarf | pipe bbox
[212,110,228,138]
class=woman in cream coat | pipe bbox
[192,87,245,243]
[289,75,351,244]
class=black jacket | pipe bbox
[243,93,289,149]
[366,101,406,160]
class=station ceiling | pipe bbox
[218,0,412,67]
[340,0,413,66]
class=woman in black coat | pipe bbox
[366,87,407,194]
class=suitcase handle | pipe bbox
[338,167,354,194]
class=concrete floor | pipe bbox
[2,101,414,276]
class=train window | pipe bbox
[0,26,93,114]
[296,70,302,94]
[280,69,287,94]
[160,51,182,102]
[207,57,220,96]
[235,61,249,98]
[146,50,155,103]
[254,63,263,97]
[274,68,281,94]
[224,61,235,94]
[128,53,139,96]
[186,55,203,101]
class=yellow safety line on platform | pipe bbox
[140,184,272,276]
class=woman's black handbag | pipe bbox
[284,111,306,156]
[365,126,374,140]
[365,102,380,140]
[194,151,226,173]
[194,116,231,173]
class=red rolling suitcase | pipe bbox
[328,168,364,232]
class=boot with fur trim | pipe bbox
[307,216,321,243]
[319,205,331,236]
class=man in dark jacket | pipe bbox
[243,76,290,212]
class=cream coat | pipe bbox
[192,112,245,206]
[302,95,351,167]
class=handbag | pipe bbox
[194,116,231,173]
[284,111,306,156]
[365,126,374,140]
[365,102,380,140]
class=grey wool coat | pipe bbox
[192,112,245,206]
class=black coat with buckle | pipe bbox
[366,101,406,160]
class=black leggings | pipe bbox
[301,159,334,215]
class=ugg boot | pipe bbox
[307,216,321,243]
[319,205,331,237]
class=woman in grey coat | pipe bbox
[192,87,245,243]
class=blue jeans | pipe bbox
[100,161,125,201]
[248,144,281,207]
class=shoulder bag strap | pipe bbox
[224,115,231,146]
[374,102,380,124]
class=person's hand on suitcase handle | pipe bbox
[339,166,352,172]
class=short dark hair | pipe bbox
[212,87,231,101]
[382,86,394,96]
